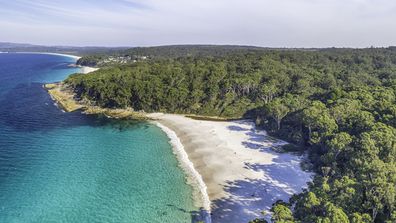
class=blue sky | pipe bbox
[0,0,395,47]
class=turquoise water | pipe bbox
[0,53,197,222]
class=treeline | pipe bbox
[76,45,273,66]
[119,45,269,58]
[66,48,396,222]
[76,55,110,66]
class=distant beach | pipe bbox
[13,52,99,74]
[78,66,99,74]
[14,52,81,60]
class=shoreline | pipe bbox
[13,51,81,60]
[44,83,149,119]
[11,52,99,74]
[148,113,312,222]
[154,122,211,211]
[77,65,100,74]
[45,83,312,222]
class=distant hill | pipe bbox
[75,44,396,67]
[0,42,37,48]
[3,42,396,66]
[118,45,272,58]
[0,42,127,56]
[75,44,277,66]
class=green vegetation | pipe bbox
[75,45,271,66]
[65,46,396,222]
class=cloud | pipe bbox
[0,0,395,47]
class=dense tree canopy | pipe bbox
[66,47,396,222]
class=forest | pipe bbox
[65,47,396,223]
[75,45,271,66]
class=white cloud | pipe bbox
[0,0,395,47]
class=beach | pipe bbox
[12,52,99,74]
[78,66,99,74]
[44,71,312,222]
[14,52,82,60]
[148,113,312,222]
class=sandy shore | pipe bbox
[44,77,311,222]
[148,113,312,222]
[14,52,81,60]
[78,66,99,74]
[13,52,99,74]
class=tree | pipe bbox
[259,82,278,104]
[350,212,372,223]
[271,201,295,223]
[326,132,352,161]
[302,101,337,144]
[265,99,290,130]
[321,202,349,223]
[66,47,396,223]
[293,192,321,220]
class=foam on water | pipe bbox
[0,53,199,223]
[154,122,212,223]
[154,122,211,211]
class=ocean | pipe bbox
[0,53,197,222]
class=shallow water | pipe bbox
[0,53,197,222]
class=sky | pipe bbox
[0,0,396,47]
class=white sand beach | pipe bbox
[148,113,312,223]
[35,52,99,74]
[78,66,99,74]
[11,52,100,74]
[15,52,81,60]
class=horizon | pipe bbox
[0,2,396,222]
[2,41,396,50]
[1,0,396,48]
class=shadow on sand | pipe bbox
[211,120,312,223]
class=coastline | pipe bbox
[13,52,81,60]
[78,66,100,74]
[41,52,81,60]
[45,83,312,222]
[12,52,99,74]
[148,113,312,222]
[154,122,211,211]
[44,83,148,119]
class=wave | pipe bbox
[154,122,211,212]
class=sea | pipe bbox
[0,53,199,222]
